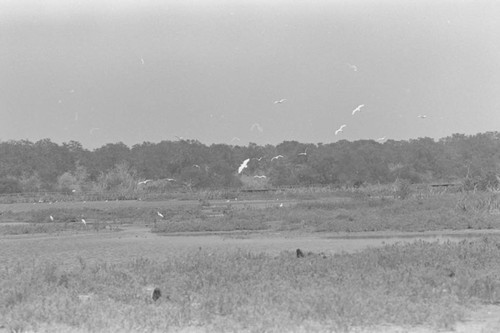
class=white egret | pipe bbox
[138,180,152,185]
[166,178,176,182]
[238,158,250,174]
[347,63,358,72]
[157,212,164,218]
[298,148,308,156]
[50,215,54,222]
[418,115,427,119]
[250,123,263,133]
[377,137,386,142]
[351,104,365,115]
[271,155,284,161]
[254,175,267,179]
[81,219,86,225]
[335,125,346,135]
[274,99,287,104]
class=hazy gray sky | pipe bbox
[1,0,499,149]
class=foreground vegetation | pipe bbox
[2,238,500,332]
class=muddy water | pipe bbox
[1,226,499,270]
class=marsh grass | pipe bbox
[2,238,500,332]
[150,193,500,234]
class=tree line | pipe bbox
[0,132,499,194]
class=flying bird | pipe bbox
[351,104,365,115]
[377,137,386,142]
[271,155,284,161]
[347,63,358,72]
[81,219,86,225]
[89,127,100,135]
[140,58,145,65]
[49,215,54,222]
[335,125,346,135]
[193,164,200,169]
[254,175,267,179]
[166,178,176,182]
[231,137,241,142]
[157,211,164,218]
[298,148,308,156]
[238,158,250,174]
[250,123,263,133]
[138,179,152,185]
[418,115,427,119]
[274,99,287,104]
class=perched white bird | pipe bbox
[271,155,284,161]
[138,179,152,185]
[254,175,267,179]
[274,99,287,104]
[351,104,365,115]
[418,115,427,119]
[335,125,347,135]
[49,215,54,222]
[238,158,250,174]
[81,219,86,225]
[157,211,164,218]
[298,148,308,156]
[250,123,263,133]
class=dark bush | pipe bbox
[0,178,22,194]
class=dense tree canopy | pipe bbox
[0,132,499,193]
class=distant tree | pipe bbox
[0,178,22,194]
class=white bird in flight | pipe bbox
[81,219,86,225]
[231,137,241,142]
[418,115,427,119]
[193,164,200,169]
[271,155,284,161]
[254,175,266,179]
[250,123,263,133]
[138,179,152,185]
[238,158,250,174]
[335,125,347,135]
[377,137,386,142]
[351,104,365,115]
[157,211,164,218]
[274,99,287,104]
[298,148,308,156]
[140,58,145,65]
[50,215,54,222]
[166,178,175,182]
[347,63,358,72]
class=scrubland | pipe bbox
[1,187,500,332]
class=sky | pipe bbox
[1,0,499,149]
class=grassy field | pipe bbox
[3,190,498,235]
[1,189,500,332]
[2,237,500,332]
